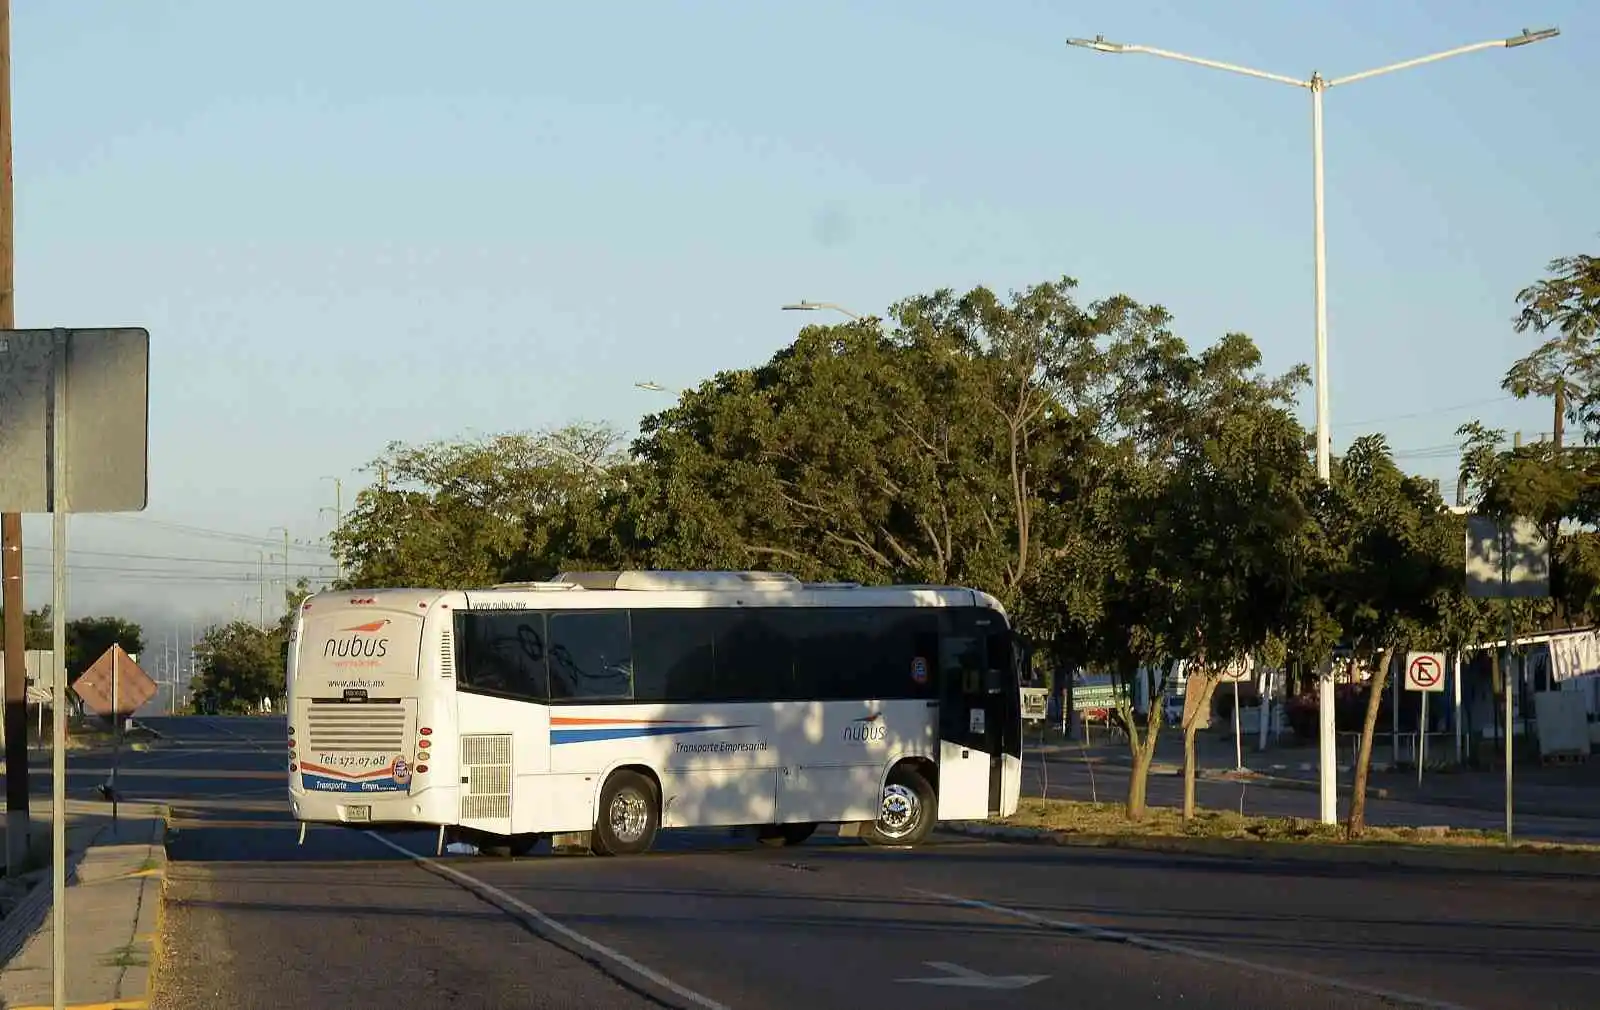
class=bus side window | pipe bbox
[547,610,633,701]
[985,631,1012,693]
[630,609,719,702]
[941,607,1000,698]
[457,611,549,702]
[716,609,793,701]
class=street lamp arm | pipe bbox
[1325,32,1552,88]
[1121,43,1309,88]
[782,300,863,320]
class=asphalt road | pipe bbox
[1025,749,1600,842]
[29,716,1598,1010]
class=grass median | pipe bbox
[998,797,1600,856]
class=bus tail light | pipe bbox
[415,764,428,774]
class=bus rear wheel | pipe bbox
[591,770,660,856]
[864,764,936,848]
[757,822,818,847]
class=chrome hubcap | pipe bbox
[877,783,919,839]
[609,790,650,843]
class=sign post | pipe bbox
[0,327,149,1010]
[1465,514,1550,847]
[72,642,155,833]
[1403,651,1446,785]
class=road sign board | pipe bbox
[71,644,157,716]
[1464,515,1549,599]
[1404,651,1446,693]
[1020,687,1048,722]
[1213,656,1254,683]
[0,327,149,513]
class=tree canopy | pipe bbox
[191,621,284,715]
[0,608,146,673]
[319,252,1600,821]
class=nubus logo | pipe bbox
[324,619,392,660]
[841,712,887,743]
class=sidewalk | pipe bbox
[0,797,166,1010]
[1030,726,1600,822]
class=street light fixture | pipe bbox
[1065,25,1561,826]
[634,381,669,393]
[781,300,863,321]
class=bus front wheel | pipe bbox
[592,770,660,856]
[864,764,936,847]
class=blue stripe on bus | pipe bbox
[550,724,755,745]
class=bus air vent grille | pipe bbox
[460,734,513,821]
[439,626,456,679]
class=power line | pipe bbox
[89,514,334,553]
[21,560,334,577]
[1333,395,1517,432]
[22,567,334,586]
[20,545,335,569]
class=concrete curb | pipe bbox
[941,821,1600,877]
[123,805,170,1008]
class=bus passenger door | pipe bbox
[985,629,1023,816]
[936,612,1001,821]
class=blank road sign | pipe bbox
[71,643,157,716]
[0,327,149,513]
[1404,651,1447,692]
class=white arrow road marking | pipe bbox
[896,961,1048,989]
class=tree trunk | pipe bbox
[1554,377,1566,450]
[1128,734,1155,820]
[1119,665,1165,822]
[1347,646,1395,837]
[1181,666,1221,823]
[1182,724,1198,821]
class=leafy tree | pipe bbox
[65,616,145,676]
[1036,298,1313,820]
[1166,397,1311,822]
[330,422,627,588]
[627,277,1114,612]
[1457,421,1600,631]
[1504,251,1600,447]
[318,263,1600,833]
[1326,436,1470,835]
[191,621,285,715]
[0,606,54,651]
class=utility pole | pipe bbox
[257,552,266,629]
[1,0,31,877]
[276,526,290,607]
[321,477,343,581]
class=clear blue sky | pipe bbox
[9,0,1595,648]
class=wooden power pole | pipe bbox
[0,0,30,875]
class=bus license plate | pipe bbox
[344,805,371,822]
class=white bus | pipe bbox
[286,570,1025,856]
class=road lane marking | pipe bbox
[366,833,730,1010]
[909,888,1475,1010]
[897,961,1048,989]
